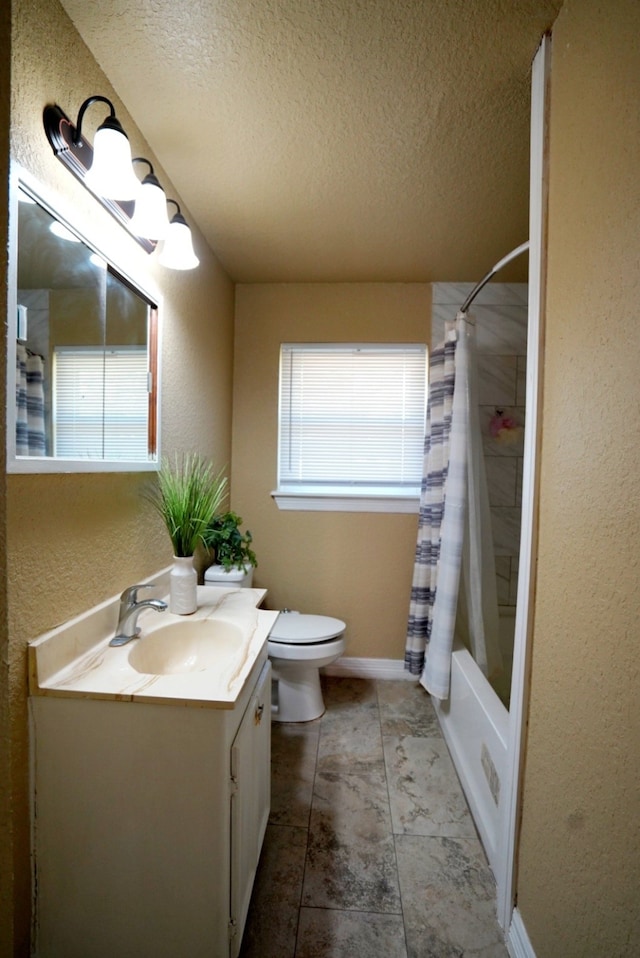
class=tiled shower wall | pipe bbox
[431,282,528,612]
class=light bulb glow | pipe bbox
[158,219,199,270]
[84,126,140,200]
[50,221,81,242]
[129,179,170,240]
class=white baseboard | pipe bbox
[323,657,416,680]
[507,908,536,958]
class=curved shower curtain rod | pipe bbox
[459,240,530,314]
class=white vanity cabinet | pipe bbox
[30,650,271,958]
[230,660,271,956]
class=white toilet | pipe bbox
[268,611,346,722]
[204,564,254,588]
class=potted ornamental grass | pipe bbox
[203,511,257,588]
[145,453,228,613]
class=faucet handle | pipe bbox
[119,583,155,610]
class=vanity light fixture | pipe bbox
[158,201,200,270]
[44,98,199,268]
[129,158,171,240]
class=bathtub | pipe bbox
[431,630,510,878]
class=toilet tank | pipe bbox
[204,564,254,588]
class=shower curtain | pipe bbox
[405,313,502,700]
[16,343,46,456]
[16,343,29,456]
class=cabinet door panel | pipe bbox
[230,660,271,956]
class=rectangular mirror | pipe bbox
[7,168,160,472]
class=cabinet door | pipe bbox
[229,660,271,957]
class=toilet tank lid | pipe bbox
[204,565,250,582]
[269,612,346,644]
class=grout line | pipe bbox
[292,710,323,956]
[376,679,410,958]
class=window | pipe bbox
[275,343,427,513]
[53,346,149,460]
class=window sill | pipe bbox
[271,490,419,514]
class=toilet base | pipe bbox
[271,662,325,723]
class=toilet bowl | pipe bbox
[268,611,346,723]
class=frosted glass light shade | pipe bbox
[158,217,199,270]
[84,126,140,200]
[129,178,170,240]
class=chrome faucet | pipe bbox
[109,584,168,647]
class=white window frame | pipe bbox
[273,342,427,513]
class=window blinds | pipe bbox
[278,343,427,494]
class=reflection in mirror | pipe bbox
[11,179,159,471]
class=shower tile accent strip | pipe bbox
[239,677,509,958]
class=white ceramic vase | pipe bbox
[170,555,197,614]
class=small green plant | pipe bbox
[144,453,228,557]
[203,511,257,571]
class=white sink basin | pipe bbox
[128,619,245,675]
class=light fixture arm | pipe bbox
[166,199,188,226]
[132,157,163,190]
[74,95,125,145]
[133,157,155,176]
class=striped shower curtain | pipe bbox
[16,343,29,455]
[406,313,502,700]
[404,315,466,699]
[16,343,46,456]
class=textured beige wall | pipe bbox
[232,283,429,659]
[516,2,640,955]
[0,2,11,952]
[5,0,234,951]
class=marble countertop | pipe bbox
[29,584,279,709]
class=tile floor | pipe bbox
[239,676,510,958]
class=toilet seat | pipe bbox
[267,635,345,663]
[267,612,346,722]
[269,612,345,645]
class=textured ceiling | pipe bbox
[58,0,562,283]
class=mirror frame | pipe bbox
[7,163,162,473]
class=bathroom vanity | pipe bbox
[28,583,278,958]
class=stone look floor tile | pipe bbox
[376,680,441,738]
[384,735,477,838]
[321,676,379,709]
[295,908,408,957]
[239,678,507,957]
[270,721,321,827]
[395,834,509,958]
[239,824,308,958]
[302,767,402,913]
[316,705,384,773]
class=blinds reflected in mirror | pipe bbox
[53,346,149,460]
